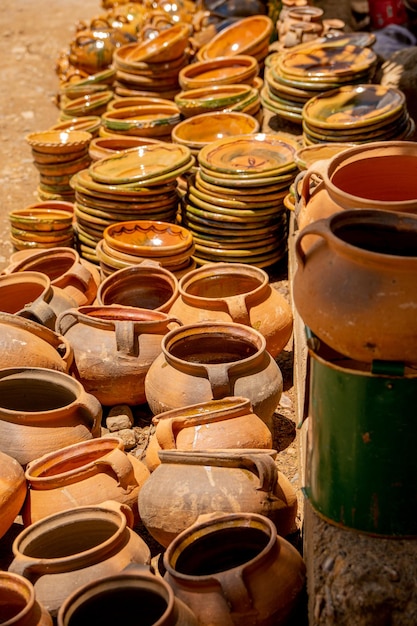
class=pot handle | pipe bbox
[78,391,103,438]
[295,217,332,268]
[224,295,251,325]
[115,321,137,356]
[297,158,330,206]
[19,299,56,329]
[54,261,92,290]
[94,447,136,490]
[154,418,176,450]
[206,364,233,399]
[240,453,278,493]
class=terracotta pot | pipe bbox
[296,141,417,238]
[293,209,417,363]
[0,271,77,330]
[3,247,100,306]
[145,396,273,472]
[144,321,283,430]
[8,501,151,619]
[0,571,52,626]
[0,312,72,372]
[164,512,306,626]
[56,305,182,406]
[0,367,102,466]
[57,564,198,626]
[22,436,150,525]
[96,263,179,313]
[168,262,293,358]
[138,449,298,547]
[0,451,27,540]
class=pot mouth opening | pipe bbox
[331,217,417,258]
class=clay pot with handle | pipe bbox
[0,571,53,626]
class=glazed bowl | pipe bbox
[172,111,260,153]
[121,24,191,64]
[178,55,259,91]
[49,116,101,136]
[198,15,273,60]
[60,91,114,119]
[174,84,255,118]
[103,220,193,257]
[9,203,74,232]
[107,95,176,110]
[88,136,162,161]
[26,130,92,155]
[101,104,181,136]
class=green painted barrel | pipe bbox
[304,338,417,537]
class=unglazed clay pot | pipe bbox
[0,271,77,330]
[0,451,27,540]
[0,312,73,372]
[163,512,306,626]
[96,263,179,313]
[8,501,151,619]
[144,321,283,430]
[145,396,273,472]
[293,209,417,363]
[56,305,182,406]
[0,571,53,626]
[3,247,100,306]
[138,449,298,547]
[57,564,198,626]
[22,436,150,525]
[168,262,293,358]
[0,367,102,466]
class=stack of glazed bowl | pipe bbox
[197,15,274,69]
[8,201,74,252]
[97,219,195,277]
[100,100,181,142]
[262,39,378,125]
[70,142,194,263]
[181,132,300,268]
[26,130,92,202]
[301,83,414,145]
[112,23,192,99]
[178,55,261,91]
[175,83,262,120]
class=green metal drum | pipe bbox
[304,337,417,536]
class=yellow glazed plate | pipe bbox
[103,219,193,256]
[277,43,377,79]
[89,143,192,184]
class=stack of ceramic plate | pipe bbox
[302,83,414,145]
[97,219,195,277]
[8,201,74,252]
[70,142,195,263]
[113,24,191,100]
[26,130,92,202]
[197,15,274,69]
[181,133,300,268]
[262,40,378,124]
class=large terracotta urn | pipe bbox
[0,271,77,330]
[144,321,283,430]
[22,436,150,525]
[145,396,273,472]
[56,305,182,406]
[2,246,100,306]
[0,451,27,540]
[163,512,306,626]
[0,571,53,626]
[168,262,293,358]
[8,501,151,619]
[0,367,102,466]
[293,209,417,363]
[296,141,417,238]
[138,449,298,547]
[0,312,73,372]
[57,564,198,626]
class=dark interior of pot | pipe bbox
[0,378,76,411]
[101,276,173,309]
[333,220,417,256]
[185,273,261,298]
[0,282,44,313]
[170,333,258,363]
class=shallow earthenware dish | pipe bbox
[26,130,92,155]
[178,55,259,91]
[198,15,273,60]
[122,23,191,64]
[172,111,260,152]
[103,219,193,256]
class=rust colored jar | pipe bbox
[145,396,273,472]
[163,512,306,626]
[0,312,72,372]
[57,305,181,406]
[0,571,52,626]
[8,501,151,619]
[0,451,27,540]
[22,436,150,525]
[0,271,77,330]
[3,247,100,306]
[96,263,179,312]
[144,321,283,430]
[293,209,417,363]
[168,262,293,358]
[0,367,102,466]
[138,449,298,547]
[57,564,198,626]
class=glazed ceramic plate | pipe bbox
[188,184,283,211]
[186,198,279,223]
[178,55,259,90]
[294,143,354,170]
[277,43,377,79]
[197,166,295,190]
[72,170,177,199]
[192,242,287,268]
[198,133,299,176]
[198,15,273,60]
[302,84,406,129]
[103,220,193,256]
[194,170,288,198]
[89,144,192,184]
[172,111,260,150]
